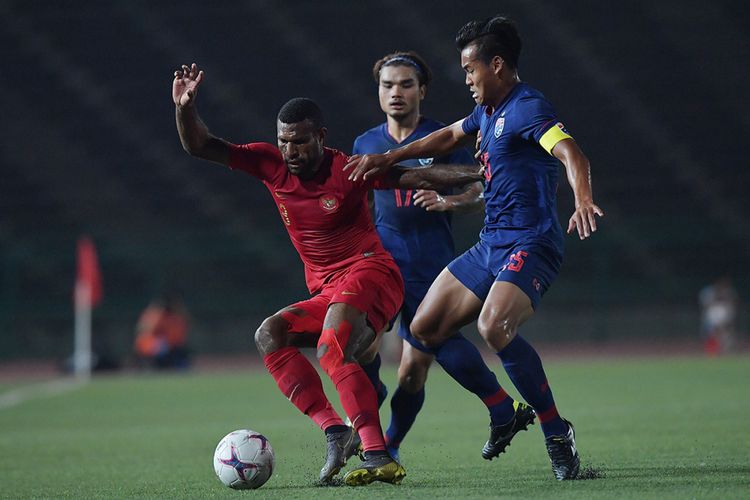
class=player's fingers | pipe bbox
[343,155,360,172]
[567,216,576,234]
[594,205,605,217]
[190,63,198,79]
[578,213,590,239]
[195,70,204,85]
[587,210,598,233]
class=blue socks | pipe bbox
[360,353,388,407]
[498,335,567,437]
[385,385,425,450]
[434,333,516,426]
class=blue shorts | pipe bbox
[394,280,437,354]
[447,239,562,309]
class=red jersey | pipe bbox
[229,143,394,294]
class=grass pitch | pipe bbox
[1,355,748,499]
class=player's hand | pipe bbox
[173,63,204,107]
[345,153,394,182]
[474,130,483,161]
[567,200,604,240]
[413,189,451,212]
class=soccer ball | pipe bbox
[213,429,275,489]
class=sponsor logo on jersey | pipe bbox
[418,157,434,166]
[319,195,339,212]
[494,117,505,138]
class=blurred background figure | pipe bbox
[134,294,191,370]
[698,276,740,356]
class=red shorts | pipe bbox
[286,257,404,334]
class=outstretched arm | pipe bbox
[345,119,471,181]
[413,182,484,213]
[378,163,484,191]
[173,63,232,165]
[552,139,604,239]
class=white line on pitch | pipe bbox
[0,378,85,410]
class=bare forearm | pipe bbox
[175,104,231,164]
[386,121,466,164]
[175,104,209,155]
[390,164,483,190]
[445,182,485,213]
[564,153,593,207]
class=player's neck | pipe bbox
[486,74,521,110]
[387,113,421,143]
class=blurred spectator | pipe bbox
[698,276,739,356]
[134,294,190,369]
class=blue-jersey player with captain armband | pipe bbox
[354,51,533,463]
[346,17,604,481]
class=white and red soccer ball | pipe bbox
[213,429,275,489]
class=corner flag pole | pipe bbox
[73,282,92,380]
[73,236,102,380]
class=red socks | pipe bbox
[330,362,385,452]
[263,347,343,430]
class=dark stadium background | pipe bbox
[1,0,747,362]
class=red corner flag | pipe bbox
[75,236,103,307]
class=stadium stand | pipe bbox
[1,0,747,360]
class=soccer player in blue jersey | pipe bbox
[346,17,604,481]
[354,51,534,463]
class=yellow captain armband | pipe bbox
[539,122,573,155]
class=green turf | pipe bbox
[1,356,749,499]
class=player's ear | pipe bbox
[491,55,504,76]
[419,84,426,100]
[317,126,327,145]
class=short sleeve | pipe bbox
[461,105,483,135]
[516,95,573,155]
[228,142,282,180]
[352,136,362,155]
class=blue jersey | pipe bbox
[353,118,475,283]
[462,82,572,256]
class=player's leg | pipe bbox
[357,327,389,407]
[383,339,433,462]
[319,258,405,486]
[255,304,345,432]
[255,301,361,484]
[479,246,579,479]
[318,301,405,486]
[412,246,534,459]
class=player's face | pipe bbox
[378,65,425,120]
[461,44,501,106]
[277,119,327,179]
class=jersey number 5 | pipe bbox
[507,251,528,272]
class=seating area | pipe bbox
[1,0,746,358]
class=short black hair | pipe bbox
[277,97,323,128]
[372,51,433,87]
[455,16,522,69]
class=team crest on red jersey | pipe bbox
[319,195,339,212]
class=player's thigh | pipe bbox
[397,340,434,392]
[477,281,534,351]
[411,267,483,346]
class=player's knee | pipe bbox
[411,316,450,349]
[398,361,428,393]
[254,314,288,356]
[316,326,346,377]
[477,312,518,351]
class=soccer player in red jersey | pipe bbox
[172,63,483,486]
